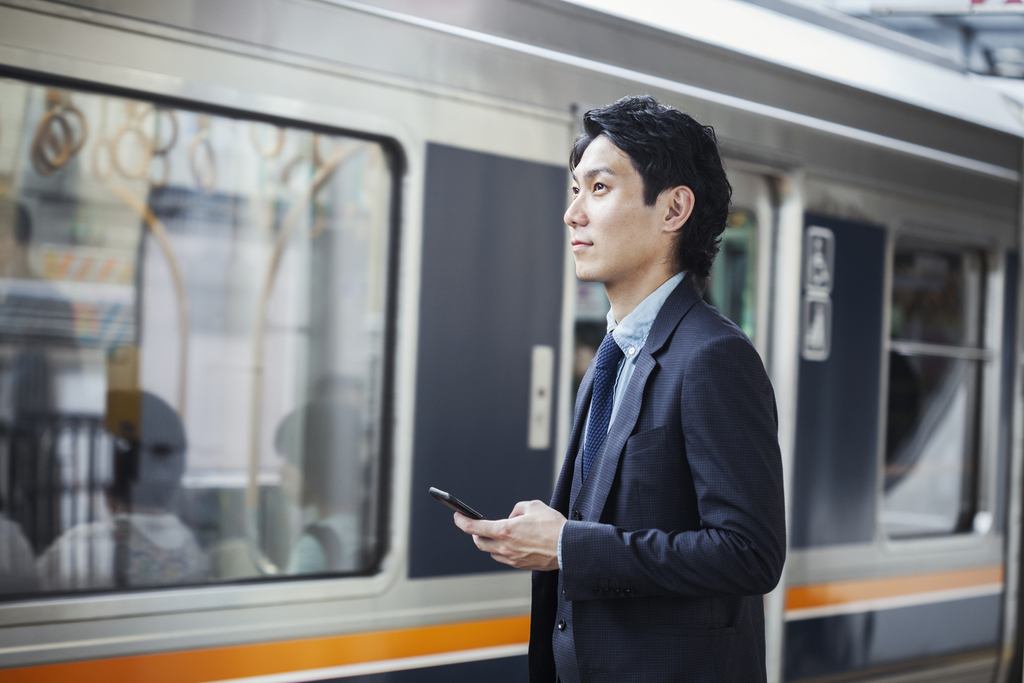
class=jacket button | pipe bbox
[614,587,621,594]
[561,587,567,597]
[557,619,566,631]
[572,509,582,520]
[624,587,632,595]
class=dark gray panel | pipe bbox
[784,593,1001,680]
[791,215,886,548]
[409,143,565,578]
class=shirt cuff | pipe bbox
[557,522,565,570]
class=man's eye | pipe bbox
[593,182,606,192]
[570,186,580,196]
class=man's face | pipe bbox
[564,136,669,287]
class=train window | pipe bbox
[707,207,758,340]
[0,77,394,596]
[883,243,985,538]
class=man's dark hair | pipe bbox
[569,95,732,282]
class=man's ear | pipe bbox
[662,186,695,234]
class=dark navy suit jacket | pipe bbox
[530,276,786,682]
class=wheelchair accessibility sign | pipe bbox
[802,226,834,361]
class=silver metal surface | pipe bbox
[762,166,804,683]
[786,533,1005,585]
[322,0,1019,181]
[21,0,1023,171]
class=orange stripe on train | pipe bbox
[1,615,530,683]
[3,568,1004,681]
[786,565,1003,610]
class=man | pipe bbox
[454,95,786,682]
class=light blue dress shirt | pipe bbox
[556,272,685,569]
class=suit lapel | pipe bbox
[580,276,703,521]
[550,364,594,513]
[582,352,655,520]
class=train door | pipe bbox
[406,143,568,578]
[785,176,1014,682]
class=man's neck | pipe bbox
[605,268,678,323]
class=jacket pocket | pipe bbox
[623,425,667,456]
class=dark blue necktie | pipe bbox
[582,332,624,480]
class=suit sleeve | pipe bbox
[559,334,786,600]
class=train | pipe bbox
[0,0,1021,681]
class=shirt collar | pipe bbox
[606,272,686,357]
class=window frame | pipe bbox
[0,69,407,623]
[724,166,778,360]
[876,223,1004,547]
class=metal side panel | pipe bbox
[35,0,1023,169]
[408,143,565,578]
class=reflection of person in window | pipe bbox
[36,390,208,590]
[275,399,361,574]
[0,202,76,553]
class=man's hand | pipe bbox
[453,500,566,571]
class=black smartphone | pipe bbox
[428,486,484,520]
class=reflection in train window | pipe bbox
[891,250,977,347]
[571,206,759,406]
[0,78,395,595]
[883,244,985,538]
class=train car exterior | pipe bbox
[0,1,1021,682]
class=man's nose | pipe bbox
[564,198,586,228]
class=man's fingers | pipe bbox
[453,511,470,530]
[454,512,503,538]
[473,535,500,553]
[509,500,530,517]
